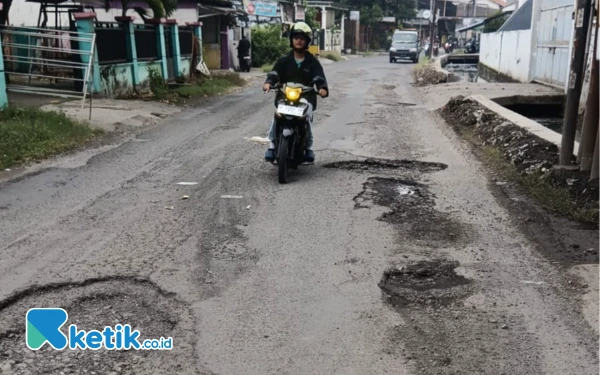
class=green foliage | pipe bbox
[305,7,321,30]
[173,75,244,98]
[483,11,509,33]
[358,4,383,26]
[145,71,246,103]
[148,67,169,100]
[251,24,289,68]
[0,106,103,169]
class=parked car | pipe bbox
[389,30,420,64]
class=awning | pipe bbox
[456,20,485,32]
[306,1,349,11]
[197,4,246,19]
[456,10,512,32]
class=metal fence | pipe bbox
[95,22,128,65]
[0,26,96,114]
[179,27,193,57]
[134,24,158,61]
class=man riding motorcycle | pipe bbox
[262,22,329,163]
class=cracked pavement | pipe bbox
[0,57,598,375]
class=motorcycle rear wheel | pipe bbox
[278,137,289,184]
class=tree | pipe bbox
[305,6,320,29]
[483,10,509,33]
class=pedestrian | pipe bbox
[237,36,251,72]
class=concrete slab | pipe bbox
[40,98,182,133]
[469,94,579,157]
[418,81,562,110]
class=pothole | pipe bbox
[353,177,466,243]
[378,260,472,307]
[0,278,194,374]
[211,240,252,261]
[323,158,447,173]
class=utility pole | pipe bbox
[559,0,594,165]
[395,0,400,29]
[591,130,599,179]
[428,0,437,58]
[579,25,598,172]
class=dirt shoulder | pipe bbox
[437,95,599,333]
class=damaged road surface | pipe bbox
[0,57,598,375]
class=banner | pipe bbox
[281,2,294,23]
[243,0,278,18]
[295,5,305,21]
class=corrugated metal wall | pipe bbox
[532,0,574,88]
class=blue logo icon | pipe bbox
[26,308,69,350]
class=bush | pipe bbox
[251,24,289,67]
[148,67,169,100]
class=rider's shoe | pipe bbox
[305,149,315,163]
[265,149,276,162]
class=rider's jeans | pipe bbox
[267,101,314,149]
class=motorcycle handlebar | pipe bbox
[267,84,317,93]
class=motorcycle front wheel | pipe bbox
[278,137,289,184]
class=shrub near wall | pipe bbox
[251,24,289,68]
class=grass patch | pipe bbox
[146,67,246,103]
[416,56,431,68]
[362,51,375,57]
[0,106,103,169]
[173,77,240,98]
[320,51,342,62]
[261,63,274,73]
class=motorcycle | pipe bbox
[266,71,325,184]
[239,54,251,72]
[465,39,479,54]
[444,41,453,53]
[433,42,439,56]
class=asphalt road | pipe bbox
[0,56,597,375]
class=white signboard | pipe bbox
[350,11,360,21]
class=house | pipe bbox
[425,0,505,43]
[7,0,205,28]
[306,0,348,52]
[479,0,574,88]
[196,0,245,70]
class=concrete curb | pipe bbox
[433,55,460,83]
[468,94,579,157]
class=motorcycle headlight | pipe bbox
[389,47,397,52]
[285,87,302,101]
